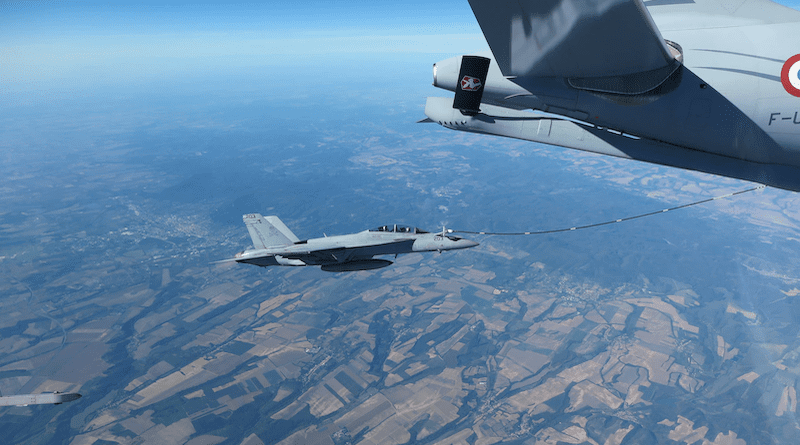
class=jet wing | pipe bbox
[468,0,675,78]
[279,238,416,265]
[283,247,353,265]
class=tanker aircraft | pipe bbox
[424,0,800,191]
[230,214,478,272]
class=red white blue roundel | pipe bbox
[461,75,482,91]
[781,54,800,97]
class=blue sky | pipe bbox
[2,0,799,104]
[2,1,481,37]
[1,1,484,94]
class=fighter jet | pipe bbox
[0,392,82,407]
[424,0,800,191]
[231,214,478,272]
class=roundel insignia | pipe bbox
[781,54,800,97]
[460,75,482,91]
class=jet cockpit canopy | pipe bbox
[370,225,429,234]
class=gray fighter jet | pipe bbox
[424,0,800,191]
[0,392,81,407]
[231,214,478,272]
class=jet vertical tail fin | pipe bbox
[243,214,300,249]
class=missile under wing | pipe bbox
[425,0,800,191]
[230,214,478,272]
[0,392,82,406]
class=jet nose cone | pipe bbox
[61,393,82,403]
[458,239,479,249]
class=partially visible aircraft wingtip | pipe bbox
[211,258,238,265]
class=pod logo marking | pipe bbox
[781,54,800,97]
[460,75,482,91]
